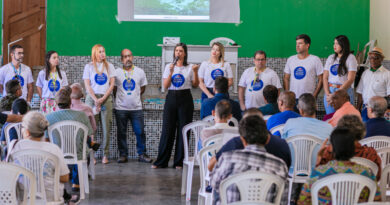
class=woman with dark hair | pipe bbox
[152,43,199,169]
[323,35,357,114]
[36,51,68,113]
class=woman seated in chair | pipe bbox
[8,111,70,202]
[297,127,381,204]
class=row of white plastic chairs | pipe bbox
[0,120,94,204]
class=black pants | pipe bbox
[154,89,194,167]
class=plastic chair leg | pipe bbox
[186,163,194,201]
[287,177,293,204]
[83,162,89,194]
[181,163,188,195]
[89,150,96,180]
[78,163,85,200]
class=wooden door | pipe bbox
[3,0,46,67]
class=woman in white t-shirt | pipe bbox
[152,43,199,169]
[323,35,357,114]
[36,51,68,114]
[83,44,115,164]
[198,42,233,101]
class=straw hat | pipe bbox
[369,47,385,58]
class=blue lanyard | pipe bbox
[11,63,21,77]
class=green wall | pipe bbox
[47,0,369,57]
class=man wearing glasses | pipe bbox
[238,50,282,111]
[357,47,390,121]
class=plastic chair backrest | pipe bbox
[209,37,236,46]
[286,135,324,177]
[380,165,390,202]
[202,116,239,127]
[350,157,379,177]
[203,133,224,148]
[202,115,215,124]
[311,173,377,205]
[219,170,285,205]
[198,143,222,195]
[48,120,88,163]
[376,147,390,169]
[360,40,377,68]
[360,136,390,151]
[270,124,285,136]
[4,123,22,145]
[0,162,36,205]
[10,149,60,203]
[182,121,212,162]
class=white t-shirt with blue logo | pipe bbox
[163,64,194,90]
[239,67,282,109]
[36,70,68,99]
[114,66,147,110]
[324,53,357,85]
[0,63,34,99]
[198,61,233,88]
[82,62,116,95]
[284,55,323,99]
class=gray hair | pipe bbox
[337,114,365,140]
[297,93,316,116]
[70,83,84,99]
[368,96,388,118]
[22,111,49,138]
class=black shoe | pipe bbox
[138,154,152,163]
[70,194,81,204]
[117,156,128,163]
[91,142,100,151]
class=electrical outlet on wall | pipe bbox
[163,37,180,45]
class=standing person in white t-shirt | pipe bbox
[36,51,69,114]
[0,44,34,102]
[114,49,152,164]
[323,35,357,114]
[152,43,200,169]
[83,44,116,164]
[238,50,282,111]
[283,34,323,101]
[198,42,233,102]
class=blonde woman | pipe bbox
[36,51,68,114]
[83,44,115,164]
[198,42,233,101]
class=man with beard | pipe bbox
[113,49,151,163]
[0,45,34,102]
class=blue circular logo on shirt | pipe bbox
[12,75,24,86]
[123,79,136,91]
[251,80,264,91]
[330,64,339,76]
[211,69,224,80]
[171,74,185,87]
[294,66,306,80]
[48,79,60,92]
[94,73,108,85]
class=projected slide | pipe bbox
[134,0,210,20]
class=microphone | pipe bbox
[173,56,179,65]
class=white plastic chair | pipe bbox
[4,122,22,145]
[10,149,63,205]
[202,133,224,148]
[376,147,390,168]
[209,37,236,46]
[270,124,285,136]
[286,135,324,203]
[182,121,212,201]
[263,115,272,121]
[219,170,286,205]
[311,173,377,205]
[202,115,215,124]
[198,143,223,205]
[380,165,390,202]
[351,157,379,177]
[47,120,89,200]
[360,136,390,151]
[0,162,36,205]
[202,116,239,127]
[358,40,377,69]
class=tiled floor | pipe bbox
[80,160,200,205]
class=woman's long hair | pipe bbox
[333,35,351,76]
[91,44,109,75]
[45,51,62,81]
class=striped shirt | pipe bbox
[210,144,289,205]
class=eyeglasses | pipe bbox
[254,58,266,62]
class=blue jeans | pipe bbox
[324,87,354,114]
[115,109,146,156]
[361,105,369,122]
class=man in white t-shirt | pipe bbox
[239,50,282,110]
[356,47,390,121]
[0,45,34,102]
[114,49,151,163]
[283,34,323,100]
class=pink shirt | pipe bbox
[71,99,97,133]
[328,101,361,127]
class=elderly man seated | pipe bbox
[328,89,361,127]
[365,96,390,138]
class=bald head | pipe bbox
[121,49,133,68]
[278,91,296,111]
[368,96,388,118]
[70,83,84,99]
[331,89,350,110]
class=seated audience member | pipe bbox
[210,115,289,205]
[259,85,280,115]
[298,127,381,204]
[198,100,237,150]
[208,108,291,172]
[46,86,94,192]
[267,91,300,136]
[201,76,242,121]
[328,89,361,127]
[365,96,390,138]
[317,115,382,179]
[8,111,71,202]
[386,97,390,121]
[0,79,22,112]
